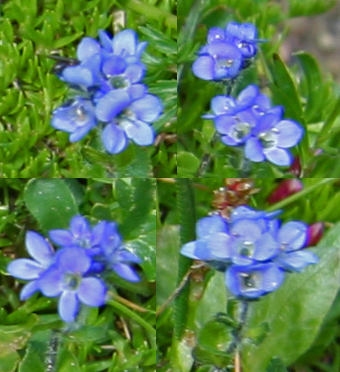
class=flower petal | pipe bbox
[120,119,154,146]
[264,147,292,166]
[180,241,200,260]
[211,96,237,115]
[77,37,101,61]
[98,30,113,52]
[55,247,91,274]
[254,232,279,261]
[78,277,106,306]
[277,251,318,272]
[130,94,162,123]
[127,84,147,100]
[25,231,54,265]
[20,280,40,300]
[278,221,307,251]
[70,216,91,239]
[39,268,64,297]
[196,215,228,239]
[214,115,235,135]
[101,123,129,154]
[61,66,94,87]
[124,63,145,83]
[49,230,74,247]
[69,122,95,142]
[237,85,258,107]
[112,263,140,282]
[95,90,131,122]
[245,137,265,162]
[275,120,303,148]
[59,291,78,322]
[207,27,225,43]
[7,259,43,280]
[112,29,137,56]
[102,55,126,75]
[192,56,215,80]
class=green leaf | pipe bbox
[18,344,45,372]
[295,52,325,123]
[115,178,156,281]
[266,357,288,372]
[156,225,180,305]
[24,179,79,231]
[269,53,303,123]
[0,315,39,372]
[242,221,340,372]
[0,349,20,372]
[177,152,200,177]
[195,272,227,329]
[193,319,233,368]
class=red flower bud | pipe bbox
[267,179,303,205]
[289,156,301,177]
[306,222,324,246]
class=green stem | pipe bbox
[107,299,156,349]
[266,178,339,213]
[123,0,177,30]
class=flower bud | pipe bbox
[306,222,324,247]
[267,179,303,204]
[289,156,301,177]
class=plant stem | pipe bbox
[195,132,220,177]
[227,299,249,364]
[107,299,156,348]
[266,178,339,213]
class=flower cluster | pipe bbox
[7,216,141,322]
[51,29,163,154]
[192,22,304,167]
[203,85,304,166]
[180,206,318,299]
[192,22,262,81]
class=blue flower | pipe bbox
[51,98,97,142]
[192,41,243,80]
[226,263,284,298]
[192,22,262,81]
[98,29,148,64]
[49,215,104,254]
[275,221,318,271]
[244,113,304,166]
[225,22,261,59]
[180,210,278,268]
[96,222,142,282]
[215,109,257,146]
[38,247,107,322]
[51,29,162,155]
[7,231,55,300]
[204,85,282,120]
[95,91,162,154]
[60,30,147,90]
[180,206,318,299]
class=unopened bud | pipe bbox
[289,156,301,177]
[306,222,324,246]
[267,179,303,204]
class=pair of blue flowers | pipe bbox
[7,216,141,322]
[51,29,162,154]
[193,22,303,167]
[180,206,318,299]
[203,85,303,166]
